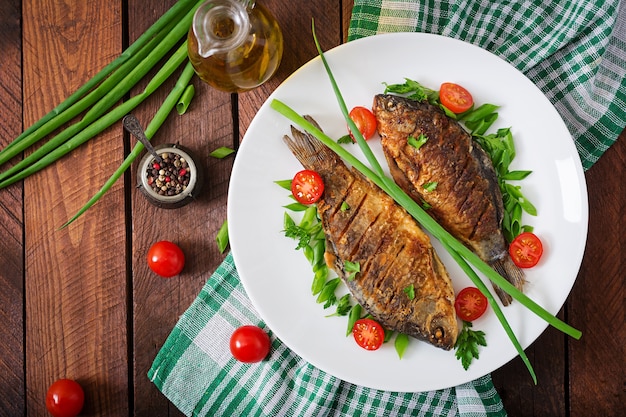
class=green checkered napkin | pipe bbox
[349,0,626,170]
[149,1,626,415]
[149,253,506,416]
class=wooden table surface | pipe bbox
[0,0,623,415]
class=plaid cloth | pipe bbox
[150,1,626,415]
[349,0,626,170]
[149,253,506,416]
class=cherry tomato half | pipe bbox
[352,318,385,351]
[230,325,271,363]
[291,169,324,205]
[455,287,488,322]
[439,82,474,114]
[147,240,185,278]
[45,379,85,417]
[348,106,378,141]
[509,232,544,268]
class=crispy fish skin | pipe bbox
[283,119,458,350]
[373,94,524,305]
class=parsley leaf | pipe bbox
[343,260,360,281]
[403,284,415,300]
[454,321,487,370]
[408,133,428,150]
[423,182,438,192]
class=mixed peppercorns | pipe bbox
[145,152,191,196]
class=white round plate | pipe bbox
[227,33,588,392]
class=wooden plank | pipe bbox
[128,1,230,415]
[491,319,566,415]
[22,0,128,414]
[0,0,25,414]
[569,128,625,416]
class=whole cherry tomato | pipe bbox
[147,240,185,278]
[45,379,84,417]
[230,325,271,363]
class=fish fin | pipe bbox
[282,117,337,173]
[489,256,525,306]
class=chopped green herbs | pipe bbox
[423,182,438,192]
[340,201,350,211]
[403,284,415,300]
[346,304,362,336]
[408,133,428,149]
[344,260,360,281]
[209,146,235,159]
[394,333,410,359]
[274,179,292,190]
[216,219,229,253]
[337,134,353,144]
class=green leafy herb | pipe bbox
[403,284,415,300]
[283,213,313,250]
[408,133,428,150]
[473,128,536,242]
[337,134,353,144]
[340,201,350,211]
[455,321,487,370]
[216,219,229,253]
[395,333,410,359]
[283,202,309,212]
[210,146,235,159]
[326,294,352,317]
[384,78,439,104]
[274,179,292,190]
[423,182,438,192]
[317,277,341,308]
[346,304,362,336]
[344,260,360,281]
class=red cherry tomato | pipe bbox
[45,379,84,417]
[230,325,271,363]
[348,106,378,141]
[439,82,474,114]
[352,318,385,351]
[509,232,544,268]
[291,169,324,205]
[455,287,488,322]
[147,240,185,278]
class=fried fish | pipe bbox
[373,94,524,305]
[283,118,458,350]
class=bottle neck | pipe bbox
[192,0,252,58]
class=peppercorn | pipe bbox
[145,151,191,196]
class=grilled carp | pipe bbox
[373,94,525,306]
[283,118,458,350]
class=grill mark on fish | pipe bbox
[373,94,525,305]
[283,117,458,349]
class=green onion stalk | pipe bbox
[0,0,199,160]
[0,0,204,183]
[269,21,582,382]
[61,62,196,228]
[0,1,200,184]
[0,40,190,189]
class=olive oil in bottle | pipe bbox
[188,0,283,93]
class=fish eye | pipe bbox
[434,327,444,340]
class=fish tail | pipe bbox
[489,256,525,306]
[282,116,337,173]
